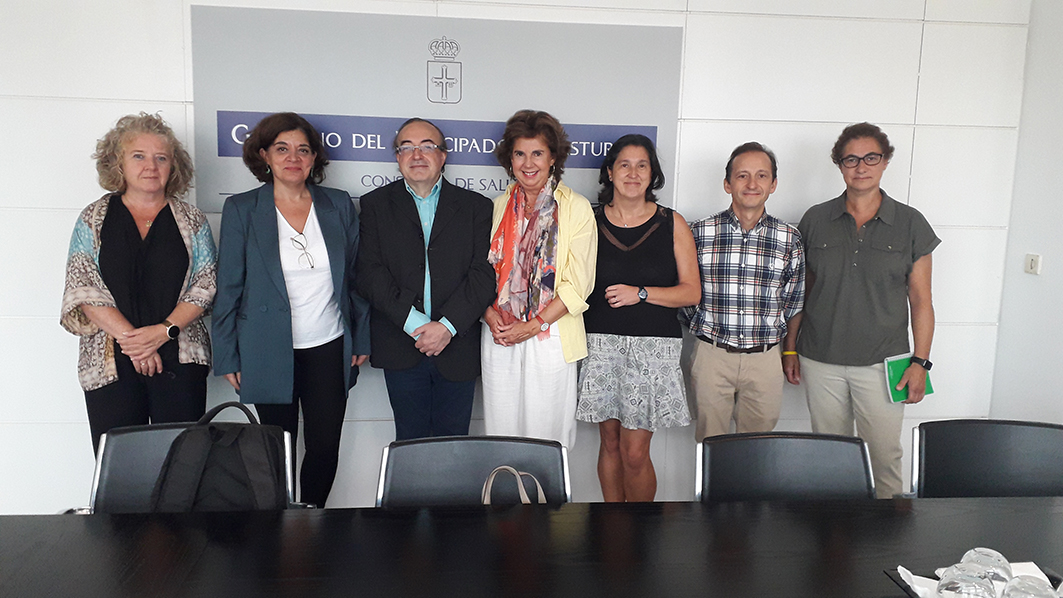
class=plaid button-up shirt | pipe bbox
[682,209,805,348]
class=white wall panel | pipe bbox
[0,319,84,424]
[0,209,79,317]
[187,0,436,13]
[909,126,1017,228]
[674,120,914,223]
[436,2,686,25]
[925,0,1031,25]
[0,422,95,515]
[344,368,398,420]
[183,102,198,204]
[443,0,686,12]
[569,422,606,502]
[688,0,924,20]
[905,324,997,418]
[778,383,811,421]
[682,14,922,123]
[916,24,1028,127]
[775,418,815,433]
[932,228,1008,324]
[328,420,398,508]
[0,98,188,210]
[991,0,1063,424]
[658,425,698,501]
[0,0,185,101]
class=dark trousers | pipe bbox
[255,336,347,508]
[384,356,476,441]
[84,346,208,455]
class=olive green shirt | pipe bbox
[796,190,940,366]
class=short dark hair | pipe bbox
[494,110,571,183]
[831,122,895,165]
[392,117,448,154]
[725,142,778,181]
[597,134,665,205]
[242,112,329,185]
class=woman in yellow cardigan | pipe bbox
[481,110,597,450]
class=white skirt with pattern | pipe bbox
[576,333,691,432]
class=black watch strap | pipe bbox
[910,356,932,371]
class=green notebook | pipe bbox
[884,353,934,403]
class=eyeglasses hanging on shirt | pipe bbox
[291,233,315,269]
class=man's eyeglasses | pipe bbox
[396,143,441,155]
[291,233,315,269]
[839,153,884,168]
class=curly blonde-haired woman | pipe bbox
[61,113,217,454]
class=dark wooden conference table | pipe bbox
[3,498,1063,597]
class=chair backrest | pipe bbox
[696,432,876,502]
[89,423,190,514]
[376,436,571,507]
[89,420,297,513]
[913,419,1063,498]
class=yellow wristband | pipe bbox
[782,351,798,356]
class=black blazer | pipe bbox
[357,178,495,381]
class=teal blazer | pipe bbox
[212,184,371,404]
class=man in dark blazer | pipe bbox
[357,118,496,440]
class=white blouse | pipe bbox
[276,203,344,349]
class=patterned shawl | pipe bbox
[488,180,560,329]
[60,194,217,390]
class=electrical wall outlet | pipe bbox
[1024,253,1042,275]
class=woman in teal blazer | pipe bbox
[212,112,370,507]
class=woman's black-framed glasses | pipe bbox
[291,233,315,269]
[840,153,884,168]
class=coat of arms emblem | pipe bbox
[427,36,462,104]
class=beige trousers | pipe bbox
[689,342,784,441]
[800,356,904,499]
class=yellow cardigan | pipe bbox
[491,181,597,363]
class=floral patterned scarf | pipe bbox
[488,180,560,329]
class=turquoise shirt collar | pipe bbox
[404,176,443,203]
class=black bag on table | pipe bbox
[150,402,288,512]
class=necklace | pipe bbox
[611,203,649,228]
[123,195,164,230]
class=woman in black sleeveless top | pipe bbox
[576,135,700,502]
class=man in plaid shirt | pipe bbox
[682,142,805,441]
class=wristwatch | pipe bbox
[162,319,180,340]
[909,356,933,371]
[637,287,648,302]
[535,315,549,332]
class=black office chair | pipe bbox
[87,421,296,513]
[376,436,572,507]
[696,432,876,502]
[88,422,190,514]
[912,418,1063,498]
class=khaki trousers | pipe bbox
[801,356,904,499]
[689,341,784,441]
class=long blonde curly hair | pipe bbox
[93,112,194,199]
